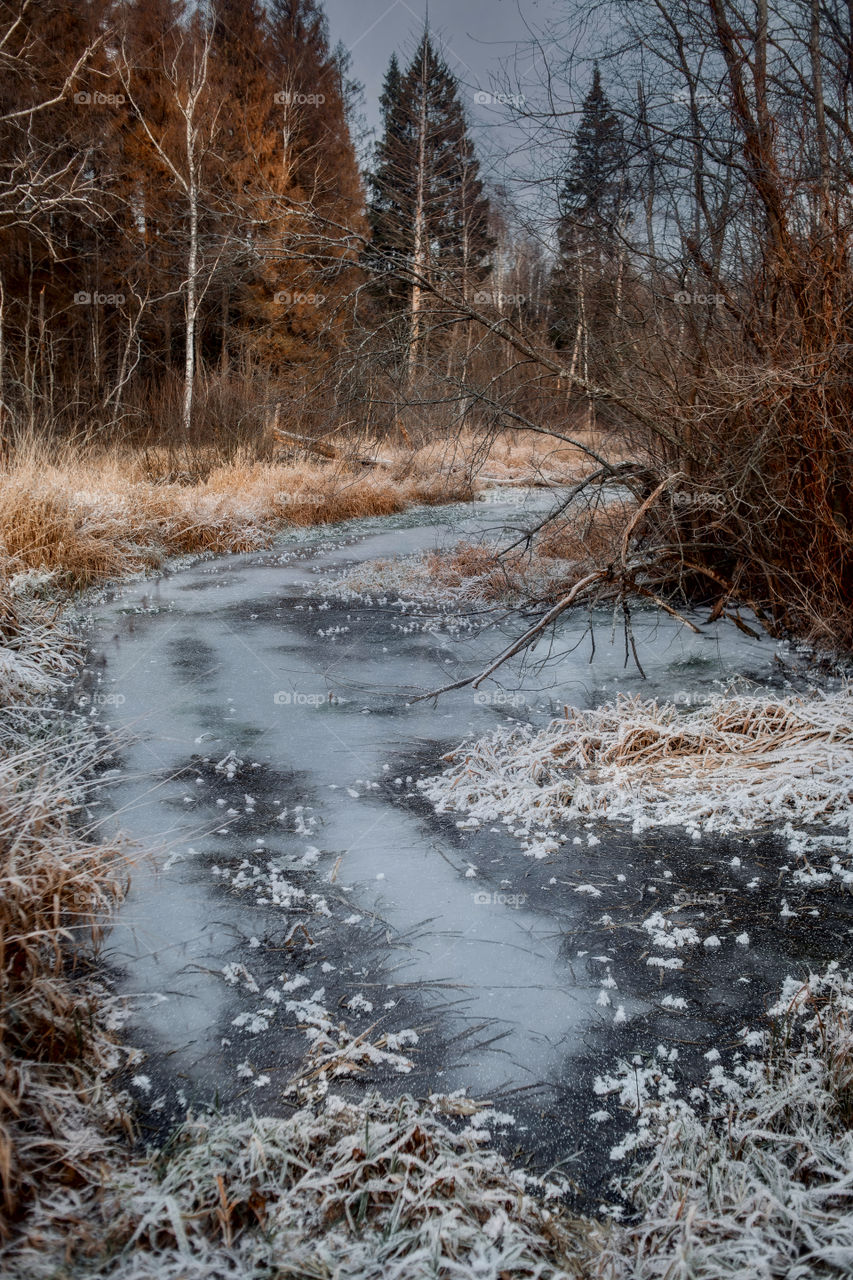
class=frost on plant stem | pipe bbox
[598,964,853,1278]
[9,967,851,1279]
[418,688,853,875]
[53,1092,598,1280]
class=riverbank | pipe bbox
[0,430,594,591]
[0,435,589,1260]
[0,575,129,1250]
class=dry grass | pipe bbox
[0,741,127,1217]
[0,429,602,595]
[421,687,853,850]
[0,568,130,1245]
[417,498,635,607]
[474,429,614,484]
[0,731,128,1236]
[317,493,635,612]
[536,499,635,565]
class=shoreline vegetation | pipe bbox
[0,430,566,592]
[1,445,851,1277]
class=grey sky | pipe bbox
[322,0,567,136]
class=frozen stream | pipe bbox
[79,493,852,1202]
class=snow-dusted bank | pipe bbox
[8,967,852,1279]
[419,687,853,868]
[0,569,129,1248]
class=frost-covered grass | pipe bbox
[420,687,853,869]
[597,965,853,1278]
[318,543,560,610]
[5,968,852,1279]
[0,568,80,723]
[412,686,853,1272]
[0,575,129,1243]
[62,1092,598,1280]
[316,550,464,605]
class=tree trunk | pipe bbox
[408,46,429,383]
[182,115,198,437]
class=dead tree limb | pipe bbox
[411,569,611,702]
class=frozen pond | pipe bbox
[78,493,852,1203]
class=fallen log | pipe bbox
[273,428,395,469]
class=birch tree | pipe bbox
[118,18,221,435]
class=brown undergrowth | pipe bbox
[0,429,597,592]
[424,498,636,606]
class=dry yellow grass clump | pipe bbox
[422,497,636,606]
[0,428,608,595]
[424,687,853,842]
[0,429,600,595]
[0,449,457,592]
[0,740,128,1232]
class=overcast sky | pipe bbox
[322,0,567,137]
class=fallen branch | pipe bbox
[410,568,611,702]
[273,429,395,469]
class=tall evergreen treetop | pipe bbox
[550,66,630,353]
[558,65,628,247]
[368,31,493,313]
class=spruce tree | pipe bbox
[550,65,629,355]
[367,31,493,360]
[367,54,409,311]
[559,65,627,251]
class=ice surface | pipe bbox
[79,492,849,1189]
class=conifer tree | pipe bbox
[559,65,628,254]
[0,0,364,436]
[368,31,493,370]
[113,0,190,376]
[550,65,629,363]
[262,0,365,366]
[207,0,278,369]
